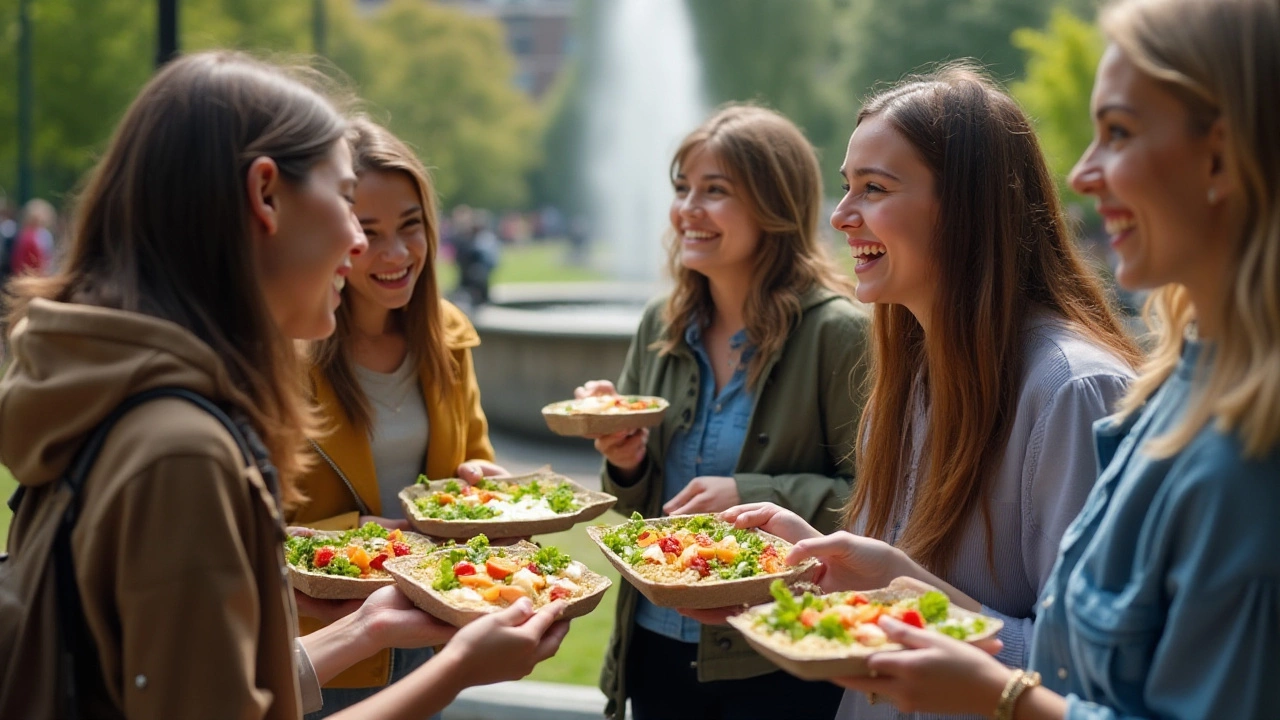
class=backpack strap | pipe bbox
[53,386,271,719]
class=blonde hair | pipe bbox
[657,103,856,388]
[1103,0,1280,458]
[311,117,456,437]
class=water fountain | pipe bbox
[471,0,706,439]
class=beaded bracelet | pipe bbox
[993,669,1041,720]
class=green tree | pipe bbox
[1010,6,1104,206]
[327,0,541,210]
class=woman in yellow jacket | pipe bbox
[287,117,507,716]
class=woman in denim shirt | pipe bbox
[827,1,1280,718]
[578,104,870,720]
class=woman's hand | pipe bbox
[720,502,823,544]
[436,598,571,687]
[355,586,458,650]
[664,476,740,516]
[456,460,510,484]
[786,531,909,593]
[358,515,410,532]
[833,616,1011,715]
[574,379,617,399]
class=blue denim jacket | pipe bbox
[1029,341,1280,719]
[634,325,755,642]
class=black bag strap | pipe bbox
[51,386,273,719]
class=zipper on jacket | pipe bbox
[308,439,372,517]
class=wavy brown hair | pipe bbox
[657,104,856,386]
[3,51,349,503]
[1102,0,1280,459]
[846,66,1142,573]
[310,117,455,436]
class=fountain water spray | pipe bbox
[587,0,706,281]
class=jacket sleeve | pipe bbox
[97,455,277,719]
[599,303,660,515]
[457,345,496,463]
[733,305,866,534]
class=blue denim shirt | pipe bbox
[1029,341,1280,719]
[634,325,755,643]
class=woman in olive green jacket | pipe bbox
[579,104,870,720]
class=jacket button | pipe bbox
[718,638,733,651]
[1057,667,1068,680]
[756,433,769,445]
[687,388,695,397]
[682,409,692,422]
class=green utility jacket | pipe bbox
[599,286,870,719]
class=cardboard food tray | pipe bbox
[541,396,669,437]
[384,542,613,627]
[585,516,820,609]
[399,470,617,539]
[288,530,435,600]
[725,576,1005,680]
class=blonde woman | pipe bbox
[579,104,870,720]
[819,0,1280,717]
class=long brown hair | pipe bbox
[658,104,856,387]
[4,51,348,503]
[847,65,1142,573]
[310,117,455,436]
[1102,0,1280,459]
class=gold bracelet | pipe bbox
[993,669,1041,720]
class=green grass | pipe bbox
[437,239,606,290]
[0,465,14,551]
[524,510,625,687]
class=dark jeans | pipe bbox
[627,626,844,720]
[305,646,440,720]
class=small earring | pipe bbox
[1208,187,1218,204]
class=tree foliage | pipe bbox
[1010,6,1104,205]
[0,0,538,211]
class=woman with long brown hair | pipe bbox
[286,117,509,715]
[719,65,1141,719]
[817,0,1280,717]
[0,52,565,719]
[579,103,871,720]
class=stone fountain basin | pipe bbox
[470,282,662,440]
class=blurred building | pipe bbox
[359,0,575,99]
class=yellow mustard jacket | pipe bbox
[288,300,496,688]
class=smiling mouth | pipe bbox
[850,243,886,268]
[683,230,717,241]
[1104,217,1136,236]
[373,268,411,283]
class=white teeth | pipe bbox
[333,275,346,292]
[850,244,886,258]
[683,231,715,239]
[374,268,410,282]
[1104,217,1136,236]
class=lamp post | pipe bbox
[17,0,33,204]
[158,0,178,67]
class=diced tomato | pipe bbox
[636,530,659,547]
[437,493,455,505]
[694,533,713,547]
[476,491,495,504]
[847,593,869,606]
[485,556,519,580]
[387,529,403,543]
[526,562,541,575]
[900,608,925,629]
[658,536,682,555]
[799,608,821,628]
[549,585,573,601]
[369,552,389,571]
[391,542,412,557]
[689,556,711,578]
[453,561,478,576]
[314,546,335,568]
[760,545,779,558]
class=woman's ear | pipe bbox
[247,156,281,236]
[1206,118,1235,204]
